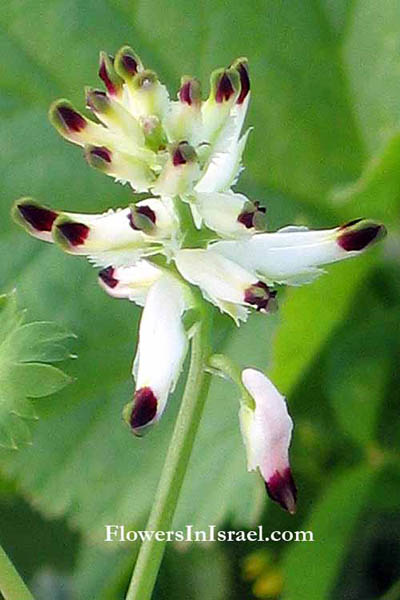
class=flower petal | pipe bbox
[152,142,200,196]
[48,198,177,267]
[163,77,203,145]
[98,261,162,305]
[85,87,146,149]
[12,198,59,242]
[192,191,265,237]
[98,51,124,99]
[124,275,190,435]
[211,220,386,285]
[240,368,296,514]
[175,249,276,324]
[201,67,240,145]
[49,99,116,149]
[194,129,251,193]
[84,145,155,192]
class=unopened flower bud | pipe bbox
[114,45,143,80]
[98,52,124,97]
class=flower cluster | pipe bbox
[13,46,386,513]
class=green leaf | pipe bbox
[283,466,374,600]
[343,0,400,154]
[269,257,376,395]
[0,292,73,449]
[331,131,400,227]
[326,311,398,447]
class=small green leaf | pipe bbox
[0,293,73,450]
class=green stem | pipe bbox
[0,544,34,600]
[380,579,400,600]
[125,316,210,600]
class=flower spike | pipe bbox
[240,368,296,514]
[13,48,387,515]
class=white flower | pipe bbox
[240,368,296,513]
[124,275,191,435]
[13,46,386,494]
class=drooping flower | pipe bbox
[12,46,386,511]
[240,368,296,514]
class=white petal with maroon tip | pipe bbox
[152,142,201,196]
[130,275,190,434]
[163,77,203,145]
[98,261,162,306]
[211,220,386,285]
[86,88,147,149]
[175,248,267,324]
[240,368,296,514]
[84,145,155,192]
[124,70,170,122]
[192,191,255,238]
[51,199,178,267]
[12,199,59,243]
[201,68,240,145]
[49,100,117,149]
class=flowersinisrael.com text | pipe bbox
[105,525,314,543]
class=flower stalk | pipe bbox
[0,544,34,600]
[125,309,210,600]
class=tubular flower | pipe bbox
[240,369,296,514]
[13,47,386,509]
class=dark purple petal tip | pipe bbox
[122,53,139,75]
[57,105,86,133]
[98,53,123,96]
[179,78,201,106]
[237,202,266,229]
[130,387,158,433]
[338,221,386,252]
[266,467,297,514]
[236,61,250,104]
[86,89,109,113]
[17,203,58,232]
[128,205,157,232]
[244,281,277,312]
[90,146,112,163]
[57,222,90,246]
[99,266,119,289]
[172,146,187,166]
[171,141,196,166]
[216,72,235,103]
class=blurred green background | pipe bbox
[0,1,400,599]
